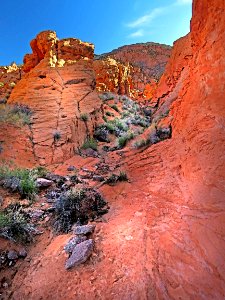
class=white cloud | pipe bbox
[127,7,164,28]
[128,29,144,38]
[176,0,192,5]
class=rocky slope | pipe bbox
[96,42,171,99]
[0,0,224,299]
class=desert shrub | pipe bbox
[80,113,89,122]
[109,104,119,113]
[117,131,134,148]
[81,138,98,151]
[118,171,128,181]
[0,103,32,126]
[0,204,34,243]
[106,111,113,117]
[103,115,108,123]
[0,82,4,88]
[0,166,37,200]
[31,166,48,179]
[94,127,110,142]
[105,171,128,185]
[53,130,61,141]
[53,187,107,233]
[98,92,114,101]
[133,139,148,149]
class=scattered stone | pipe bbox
[36,178,53,188]
[18,248,27,258]
[92,175,105,182]
[73,224,96,236]
[67,166,76,172]
[30,209,44,220]
[7,250,18,260]
[65,239,94,269]
[64,236,87,254]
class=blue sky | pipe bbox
[0,0,192,65]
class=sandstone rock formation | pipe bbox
[8,31,102,165]
[0,63,23,101]
[96,42,171,99]
[94,57,134,96]
[0,0,225,298]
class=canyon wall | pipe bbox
[123,0,225,298]
[95,42,172,99]
[7,31,102,165]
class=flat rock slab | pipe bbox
[64,236,87,254]
[36,178,53,188]
[73,224,96,236]
[65,239,94,270]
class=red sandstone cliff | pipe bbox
[95,42,171,99]
[7,31,102,165]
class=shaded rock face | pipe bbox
[8,31,101,166]
[95,42,171,99]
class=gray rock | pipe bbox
[19,248,27,258]
[64,236,87,254]
[30,209,44,220]
[36,178,53,188]
[73,224,96,236]
[65,239,94,269]
[92,175,104,182]
[7,250,18,260]
[67,166,76,172]
[0,195,3,206]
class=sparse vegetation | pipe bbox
[110,104,119,113]
[81,138,98,151]
[105,171,128,185]
[0,204,35,243]
[53,130,61,141]
[0,82,4,88]
[0,103,32,126]
[53,187,107,233]
[0,166,37,200]
[80,113,89,122]
[98,92,114,101]
[117,131,134,148]
[133,139,148,149]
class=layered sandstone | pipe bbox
[8,31,101,166]
[96,42,171,99]
[94,57,134,96]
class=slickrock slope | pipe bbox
[96,42,171,99]
[8,31,102,165]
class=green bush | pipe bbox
[0,205,34,243]
[54,187,107,233]
[0,166,37,200]
[81,138,98,151]
[80,113,89,122]
[117,132,134,148]
[53,130,61,141]
[110,104,119,113]
[133,139,148,149]
[0,103,32,126]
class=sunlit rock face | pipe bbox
[123,0,225,298]
[95,42,172,99]
[8,31,101,166]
